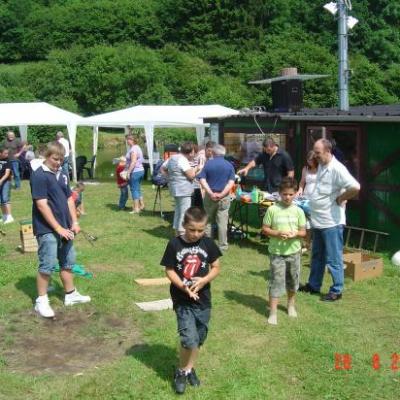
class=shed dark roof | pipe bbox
[292,104,400,117]
[204,104,400,123]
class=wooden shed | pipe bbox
[205,105,400,250]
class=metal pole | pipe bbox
[338,0,349,111]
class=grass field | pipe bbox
[0,182,399,400]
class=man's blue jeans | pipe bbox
[61,158,70,181]
[10,160,21,189]
[308,225,344,294]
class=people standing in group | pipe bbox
[238,137,294,193]
[204,140,216,161]
[115,156,129,210]
[162,142,201,237]
[71,182,86,217]
[189,144,205,208]
[199,144,235,252]
[30,144,46,172]
[56,131,71,179]
[1,131,25,189]
[31,141,90,318]
[125,134,145,214]
[0,146,14,224]
[296,150,318,250]
[299,139,360,302]
[160,207,221,394]
[23,144,36,179]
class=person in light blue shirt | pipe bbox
[199,144,235,251]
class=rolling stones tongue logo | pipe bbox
[182,254,202,279]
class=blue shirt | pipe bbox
[198,156,235,192]
[30,165,72,236]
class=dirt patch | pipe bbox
[0,309,141,375]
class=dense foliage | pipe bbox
[0,0,398,117]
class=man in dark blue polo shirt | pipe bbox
[199,144,235,251]
[31,141,90,318]
[238,138,294,193]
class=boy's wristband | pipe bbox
[73,221,79,226]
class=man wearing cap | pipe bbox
[238,138,294,193]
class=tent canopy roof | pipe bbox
[0,102,82,126]
[80,104,239,128]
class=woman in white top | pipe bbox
[297,150,318,250]
[161,142,201,236]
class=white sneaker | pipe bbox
[3,215,14,224]
[288,306,298,318]
[64,290,91,306]
[34,295,55,318]
[267,314,278,325]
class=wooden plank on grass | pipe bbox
[134,278,170,286]
[135,299,173,312]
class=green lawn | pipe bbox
[0,182,399,400]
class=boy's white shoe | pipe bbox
[34,295,55,318]
[64,290,91,306]
[267,314,278,325]
[288,306,298,318]
[3,215,14,224]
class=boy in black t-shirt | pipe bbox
[0,146,14,224]
[161,207,221,394]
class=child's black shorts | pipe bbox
[175,304,211,349]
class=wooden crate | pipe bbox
[343,251,383,281]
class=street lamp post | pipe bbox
[338,0,349,111]
[324,1,358,111]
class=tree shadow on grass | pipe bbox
[224,290,286,316]
[104,203,129,212]
[126,343,177,383]
[15,276,63,303]
[143,226,174,240]
[224,290,266,317]
[248,269,270,281]
[230,236,268,256]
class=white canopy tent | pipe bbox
[0,102,82,181]
[79,105,239,175]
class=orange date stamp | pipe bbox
[334,353,399,371]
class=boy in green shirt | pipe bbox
[263,177,306,325]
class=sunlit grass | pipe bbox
[0,182,399,400]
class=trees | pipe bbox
[0,0,397,116]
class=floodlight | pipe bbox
[323,2,338,15]
[347,16,359,29]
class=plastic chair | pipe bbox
[84,155,96,179]
[75,156,87,181]
[75,155,96,180]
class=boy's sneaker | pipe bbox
[187,368,200,386]
[174,369,187,394]
[288,306,298,318]
[64,290,91,306]
[3,215,14,224]
[267,314,278,325]
[34,295,55,318]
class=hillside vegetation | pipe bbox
[0,0,399,115]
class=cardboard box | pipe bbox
[343,251,383,281]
